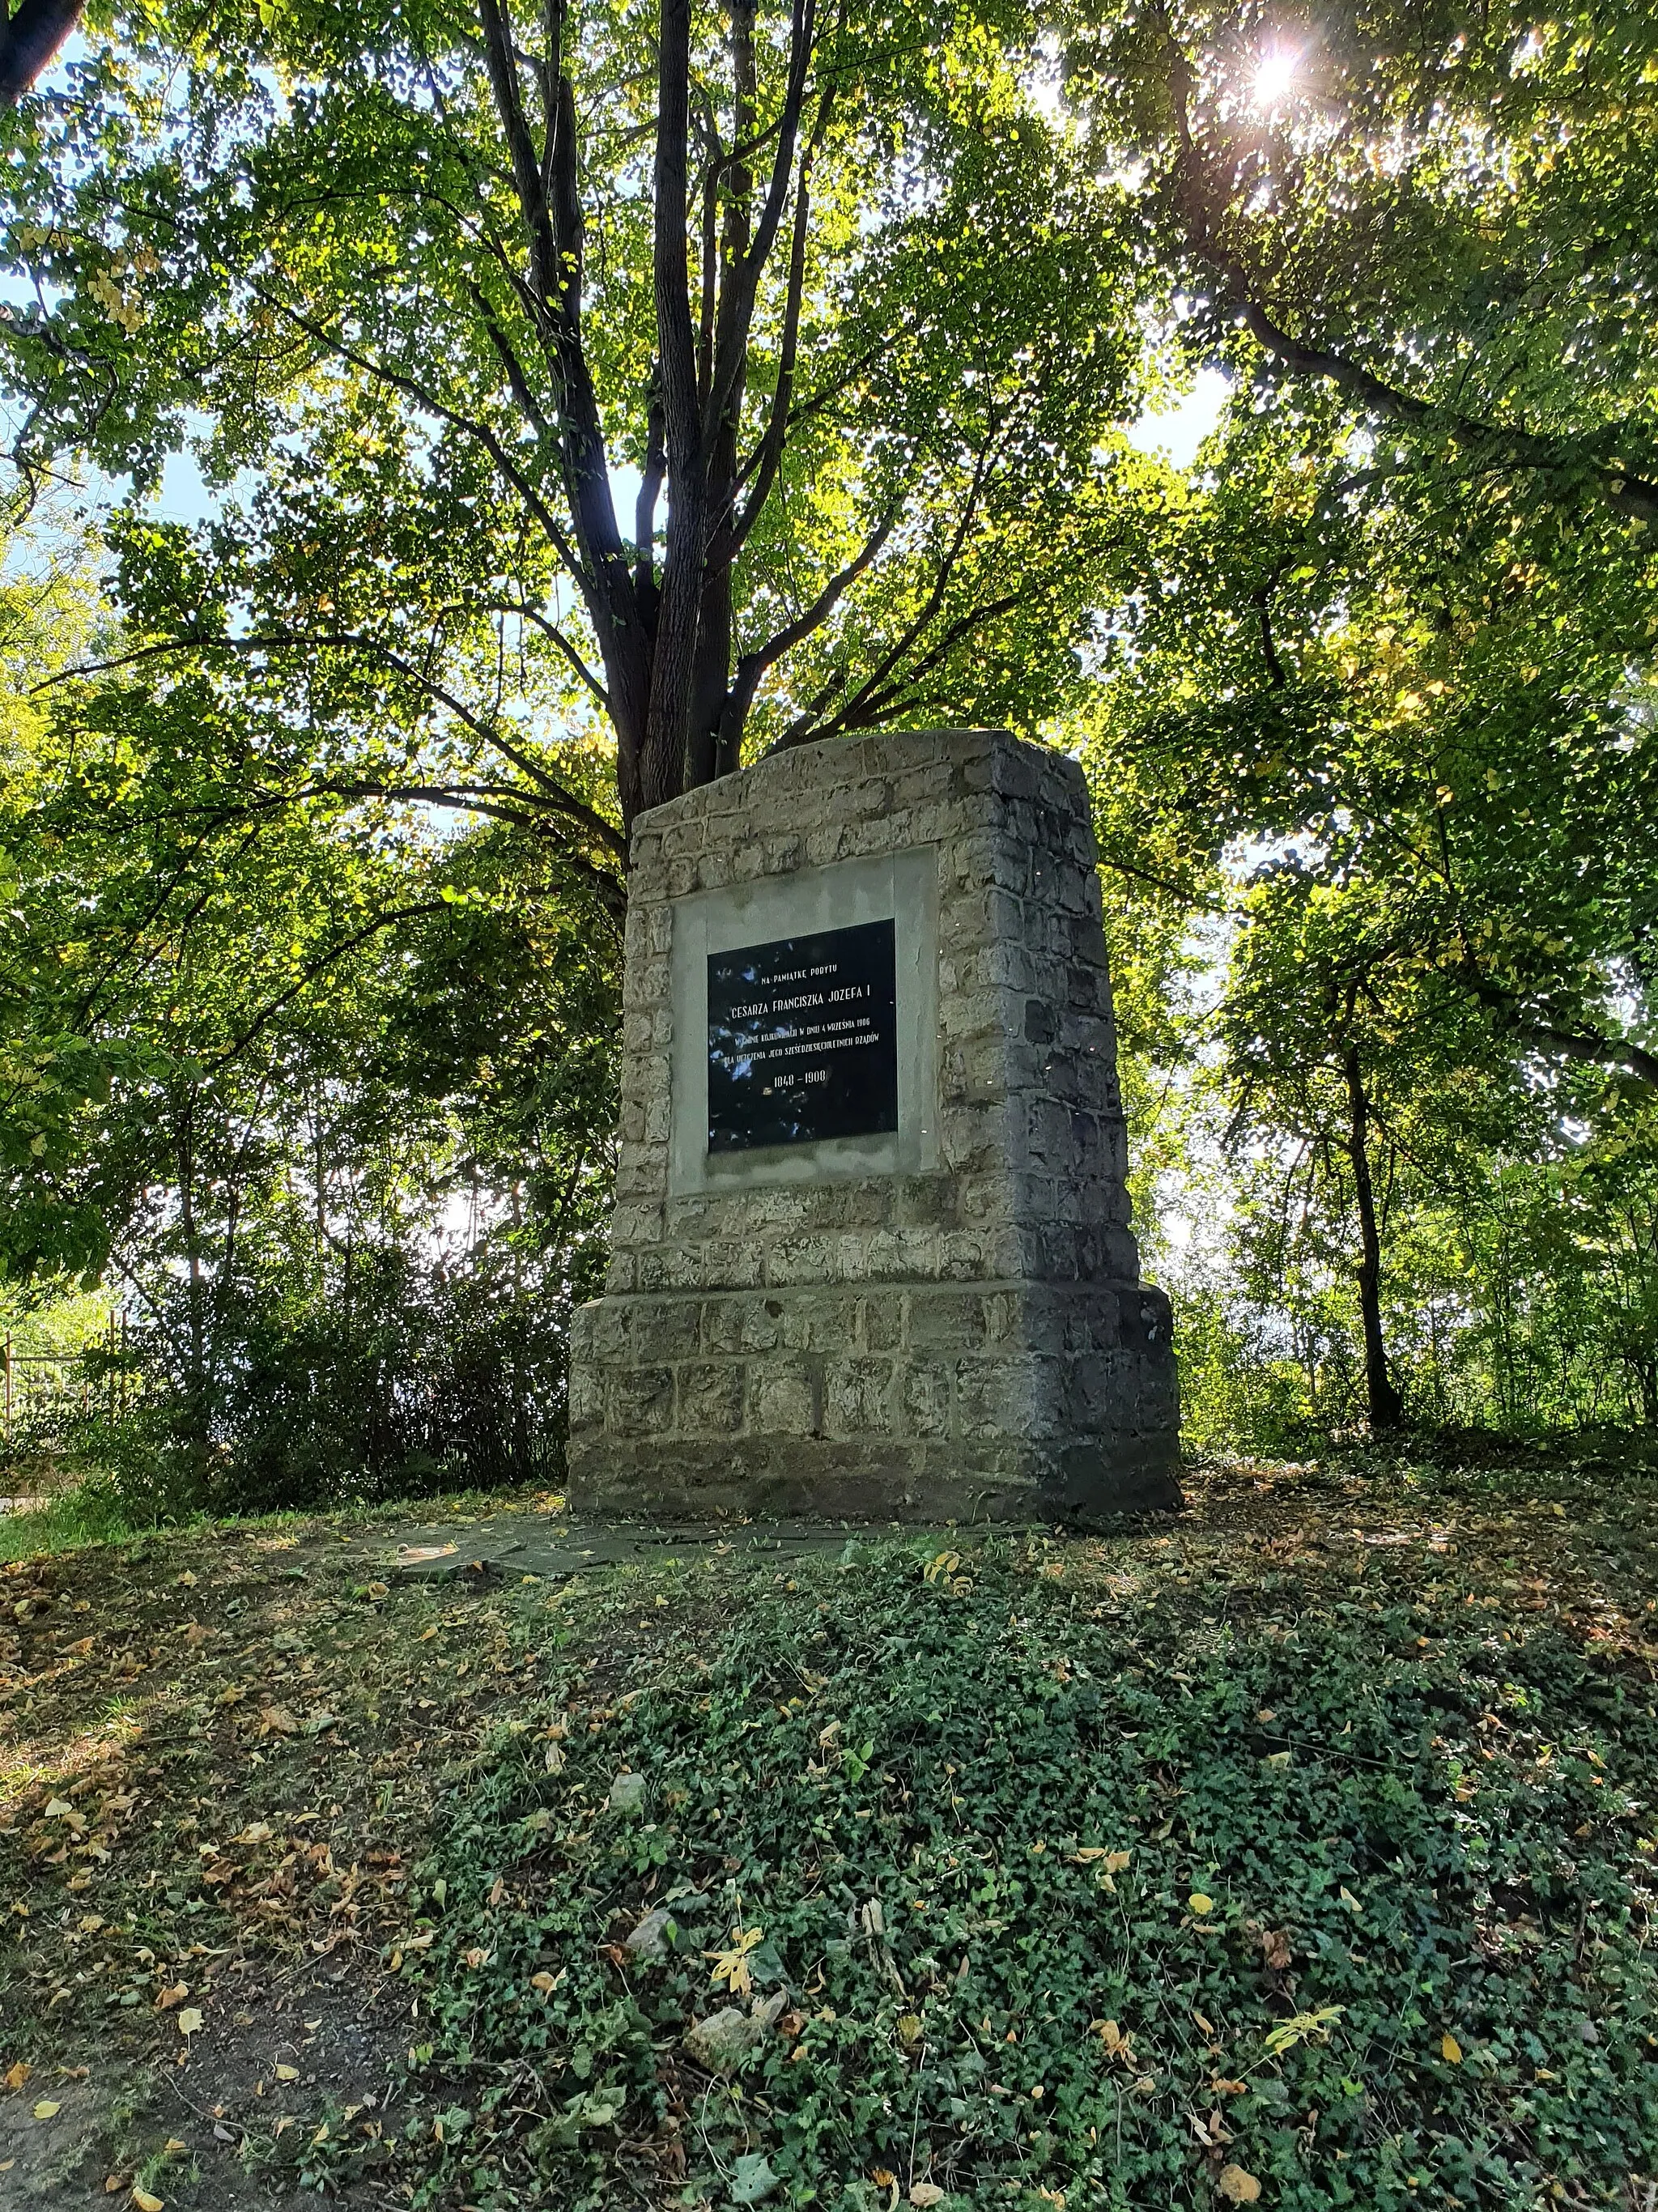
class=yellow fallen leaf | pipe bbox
[1188,1893,1214,1915]
[176,2007,203,2037]
[910,2187,946,2208]
[133,2192,164,2212]
[274,2064,300,2082]
[33,2098,62,2119]
[154,1982,188,2010]
[1442,2032,1462,2064]
[3,2061,29,2090]
[419,1626,439,1642]
[530,1972,556,1993]
[44,1799,74,1819]
[163,2138,187,2153]
[1217,2166,1261,2204]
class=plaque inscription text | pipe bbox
[708,918,899,1152]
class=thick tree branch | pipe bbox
[721,87,834,565]
[819,589,1022,734]
[784,433,1001,742]
[1459,971,1658,1089]
[721,506,895,762]
[476,0,643,735]
[643,0,709,813]
[0,0,81,106]
[704,0,814,453]
[44,629,628,861]
[1163,46,1658,531]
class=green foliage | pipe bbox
[0,0,1158,833]
[2,619,623,1511]
[393,1541,1658,2208]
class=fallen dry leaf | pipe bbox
[2,2061,29,2090]
[32,2097,62,2119]
[274,2064,300,2082]
[176,2007,204,2037]
[1189,1893,1215,1916]
[909,2187,946,2208]
[1217,2166,1261,2204]
[1442,2032,1463,2064]
[133,2191,164,2212]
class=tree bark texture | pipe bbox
[0,0,83,105]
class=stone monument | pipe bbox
[567,727,1180,1523]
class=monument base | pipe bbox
[568,1277,1180,1524]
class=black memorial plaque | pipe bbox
[708,917,899,1152]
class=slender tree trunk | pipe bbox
[1343,1047,1404,1431]
[176,1090,210,1455]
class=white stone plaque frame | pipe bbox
[668,849,940,1196]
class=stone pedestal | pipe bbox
[567,728,1180,1523]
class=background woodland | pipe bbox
[2,0,1656,1512]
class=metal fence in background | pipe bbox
[2,1317,135,1479]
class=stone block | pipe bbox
[607,1365,674,1438]
[906,1287,990,1351]
[823,1357,896,1436]
[899,1359,952,1437]
[748,1358,818,1436]
[678,1361,745,1435]
[857,1291,904,1352]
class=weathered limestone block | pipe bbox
[568,728,1180,1523]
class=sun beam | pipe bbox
[1253,45,1299,108]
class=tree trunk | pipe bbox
[175,1089,210,1457]
[0,0,83,105]
[1343,1047,1405,1431]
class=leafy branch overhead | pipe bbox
[1067,4,1658,531]
[0,0,1153,861]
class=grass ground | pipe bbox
[2,1450,1656,2212]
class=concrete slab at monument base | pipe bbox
[568,726,1181,1524]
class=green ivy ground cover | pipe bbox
[380,1508,1658,2212]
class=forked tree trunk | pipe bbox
[1343,1046,1405,1431]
